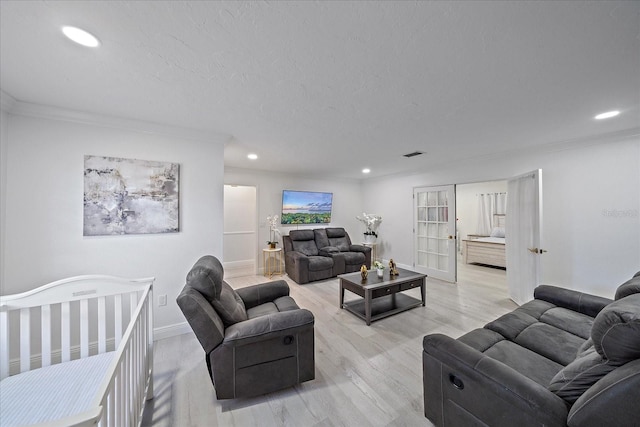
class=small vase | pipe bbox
[377,268,384,278]
[269,243,276,249]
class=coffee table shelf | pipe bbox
[342,293,423,324]
[339,267,426,325]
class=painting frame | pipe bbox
[83,155,180,236]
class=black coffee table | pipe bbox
[338,267,426,325]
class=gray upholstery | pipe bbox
[177,255,315,399]
[283,227,372,284]
[423,272,640,427]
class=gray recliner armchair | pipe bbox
[177,255,315,399]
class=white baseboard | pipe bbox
[153,322,192,341]
[223,259,255,278]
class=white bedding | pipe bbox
[0,352,113,427]
[472,237,506,245]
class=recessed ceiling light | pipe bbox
[247,153,258,160]
[594,110,620,120]
[362,168,371,174]
[62,26,100,47]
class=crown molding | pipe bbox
[3,99,232,144]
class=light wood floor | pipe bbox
[142,262,514,427]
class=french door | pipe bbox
[414,185,456,282]
[506,170,543,305]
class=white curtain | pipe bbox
[506,171,541,305]
[477,192,507,235]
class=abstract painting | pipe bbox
[83,155,179,236]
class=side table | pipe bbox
[262,247,283,279]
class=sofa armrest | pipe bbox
[423,333,568,426]
[349,244,370,253]
[534,285,612,317]
[236,280,290,309]
[567,359,640,427]
[319,246,340,256]
[223,309,314,346]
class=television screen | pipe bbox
[281,190,333,224]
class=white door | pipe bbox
[414,185,456,282]
[506,170,543,305]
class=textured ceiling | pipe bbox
[1,1,639,180]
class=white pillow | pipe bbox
[490,227,505,238]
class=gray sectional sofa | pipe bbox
[423,271,640,426]
[283,227,372,284]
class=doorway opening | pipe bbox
[223,184,257,278]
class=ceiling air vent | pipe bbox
[403,151,424,158]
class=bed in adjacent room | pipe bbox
[463,214,506,268]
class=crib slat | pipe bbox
[61,301,71,362]
[98,296,106,353]
[114,294,122,348]
[41,304,52,367]
[80,298,89,358]
[0,309,9,379]
[19,308,30,373]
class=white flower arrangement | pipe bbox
[266,214,281,245]
[373,260,385,270]
[356,213,382,237]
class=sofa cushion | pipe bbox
[290,230,319,256]
[308,256,334,271]
[591,294,640,363]
[211,280,248,327]
[341,251,366,266]
[484,340,564,386]
[615,276,640,300]
[548,344,617,404]
[539,307,593,340]
[514,322,586,366]
[326,227,346,238]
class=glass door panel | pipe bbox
[414,185,456,282]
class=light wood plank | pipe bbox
[142,261,513,426]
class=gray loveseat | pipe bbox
[177,255,315,399]
[423,271,640,426]
[283,227,372,284]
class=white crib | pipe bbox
[0,275,154,427]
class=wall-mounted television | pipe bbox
[281,190,333,224]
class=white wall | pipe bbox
[224,167,364,270]
[362,136,640,298]
[456,180,508,241]
[1,106,227,337]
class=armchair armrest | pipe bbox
[534,285,612,318]
[423,333,568,426]
[224,309,314,346]
[236,280,290,309]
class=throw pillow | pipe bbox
[490,227,506,238]
[591,294,640,363]
[615,276,640,300]
[548,345,616,404]
[211,280,248,327]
